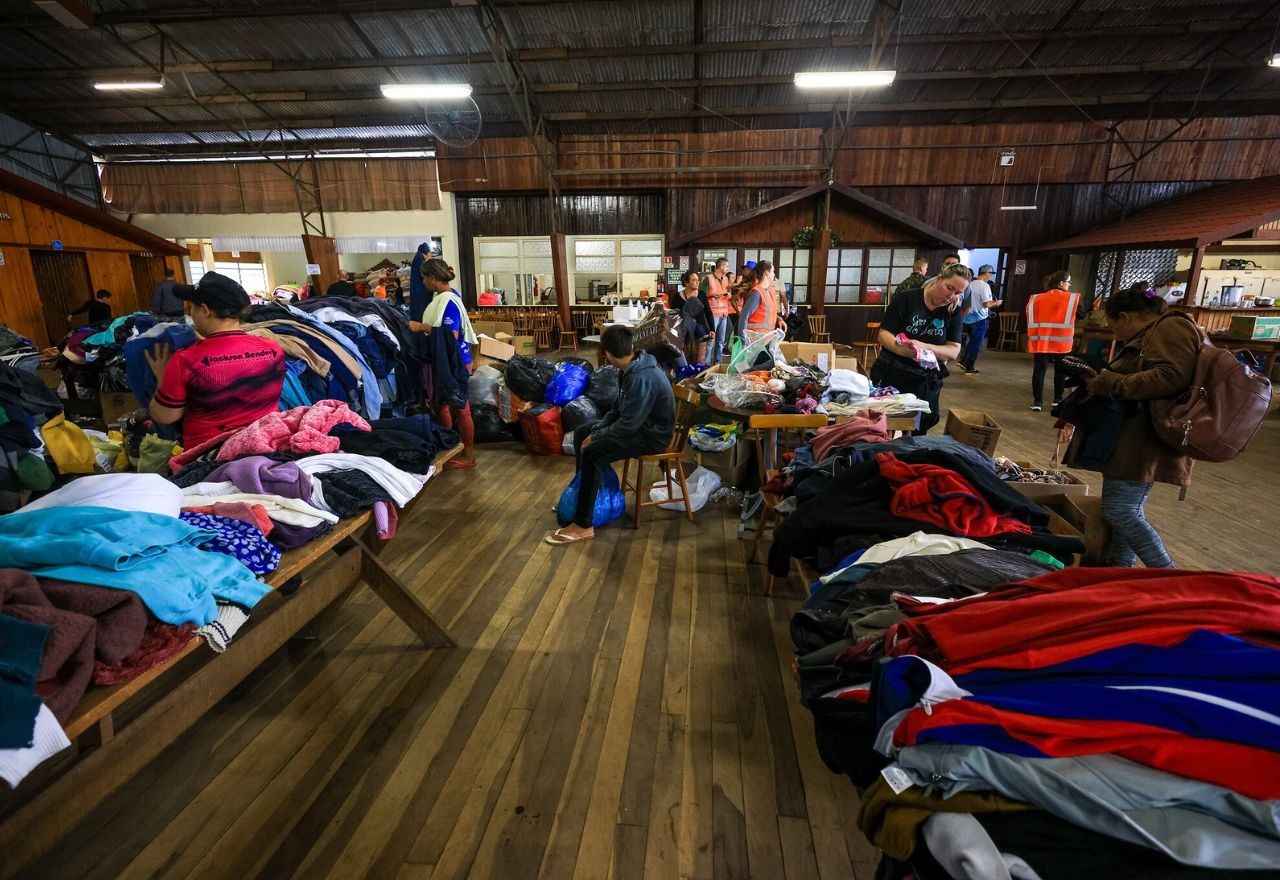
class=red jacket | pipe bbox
[877,453,1032,538]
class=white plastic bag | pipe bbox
[649,466,722,513]
[469,365,504,407]
[562,432,576,455]
[728,328,784,375]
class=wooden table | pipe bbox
[0,444,463,878]
[1209,334,1280,379]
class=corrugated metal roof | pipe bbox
[350,8,492,56]
[502,1,690,50]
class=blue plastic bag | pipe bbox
[556,466,626,528]
[544,361,590,407]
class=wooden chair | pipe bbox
[573,310,593,335]
[853,321,882,375]
[514,309,535,336]
[556,313,579,352]
[995,312,1021,351]
[808,313,831,344]
[619,385,701,528]
[533,311,556,350]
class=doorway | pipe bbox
[130,254,167,305]
[29,250,93,346]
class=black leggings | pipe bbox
[1031,354,1066,404]
[870,358,943,434]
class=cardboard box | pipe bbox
[832,356,860,373]
[944,408,1003,457]
[99,390,142,425]
[1043,505,1084,567]
[497,385,528,422]
[35,365,62,391]
[779,341,835,371]
[511,335,537,357]
[1227,315,1280,340]
[476,334,516,364]
[472,320,516,338]
[1038,493,1109,567]
[690,441,755,490]
[1003,460,1090,500]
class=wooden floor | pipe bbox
[18,350,1280,880]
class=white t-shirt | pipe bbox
[968,279,995,320]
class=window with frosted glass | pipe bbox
[825,247,864,304]
[777,247,809,304]
[621,239,662,256]
[575,239,615,257]
[478,240,519,258]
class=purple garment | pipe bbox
[206,456,313,501]
[267,520,332,551]
[372,500,397,540]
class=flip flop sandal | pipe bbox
[444,458,477,470]
[545,528,593,545]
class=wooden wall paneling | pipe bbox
[0,247,44,343]
[85,251,143,315]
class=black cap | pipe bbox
[176,271,250,311]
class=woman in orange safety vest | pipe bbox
[1026,270,1085,411]
[737,260,778,342]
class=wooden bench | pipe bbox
[0,444,463,878]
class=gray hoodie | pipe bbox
[592,351,675,449]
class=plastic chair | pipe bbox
[619,385,701,528]
[808,313,831,344]
[854,321,882,375]
[995,312,1021,351]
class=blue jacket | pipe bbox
[0,506,269,625]
[592,352,675,449]
[409,242,433,323]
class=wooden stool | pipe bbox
[619,386,701,527]
[808,313,831,344]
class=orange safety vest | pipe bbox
[744,284,778,333]
[706,273,731,318]
[1026,289,1081,354]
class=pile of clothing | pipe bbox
[790,554,1280,879]
[768,436,1082,576]
[993,457,1075,486]
[0,363,84,512]
[0,324,40,374]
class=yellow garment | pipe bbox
[856,776,1031,860]
[39,413,96,474]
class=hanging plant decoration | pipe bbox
[793,226,840,248]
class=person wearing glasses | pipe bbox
[870,263,973,434]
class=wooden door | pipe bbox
[29,250,93,346]
[130,254,167,305]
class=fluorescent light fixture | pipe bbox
[1270,53,1280,67]
[94,79,165,90]
[380,83,472,100]
[1000,205,1038,211]
[795,70,896,89]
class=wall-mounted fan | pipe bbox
[423,97,483,148]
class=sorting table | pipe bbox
[0,444,463,879]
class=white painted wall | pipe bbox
[126,191,460,289]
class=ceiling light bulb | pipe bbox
[794,70,896,89]
[1270,53,1280,67]
[380,83,472,100]
[94,79,165,90]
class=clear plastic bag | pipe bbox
[648,466,722,512]
[704,372,782,409]
[468,365,504,407]
[728,329,783,376]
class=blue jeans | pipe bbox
[961,318,988,369]
[710,315,731,363]
[1100,477,1174,568]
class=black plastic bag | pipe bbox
[559,356,594,375]
[473,404,512,443]
[559,396,602,434]
[504,355,557,403]
[585,364,620,410]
